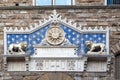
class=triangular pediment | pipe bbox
[4,10,110,56]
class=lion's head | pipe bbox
[21,42,27,51]
[85,41,92,49]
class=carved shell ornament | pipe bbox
[46,24,65,45]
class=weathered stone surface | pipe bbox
[0,0,32,7]
[23,76,40,80]
[76,0,104,5]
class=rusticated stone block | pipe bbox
[0,14,7,19]
[12,76,23,80]
[0,55,2,70]
[76,0,104,5]
[5,23,14,26]
[0,0,32,7]
[23,76,39,80]
[0,44,4,53]
[97,22,108,26]
[106,77,115,80]
[0,23,4,27]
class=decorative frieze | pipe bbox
[5,55,111,72]
[29,58,85,72]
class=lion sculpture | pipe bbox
[8,42,27,54]
[85,41,105,53]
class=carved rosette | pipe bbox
[46,26,65,46]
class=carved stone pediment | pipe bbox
[4,10,110,56]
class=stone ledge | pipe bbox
[4,54,29,58]
[7,71,107,76]
[0,5,120,10]
[3,54,30,61]
[83,54,113,61]
[83,54,113,57]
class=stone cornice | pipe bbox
[0,5,120,10]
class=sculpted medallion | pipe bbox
[46,24,65,45]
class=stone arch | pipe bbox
[36,73,74,80]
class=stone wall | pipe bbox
[0,0,105,6]
[0,6,119,80]
[0,0,32,6]
[76,0,105,6]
